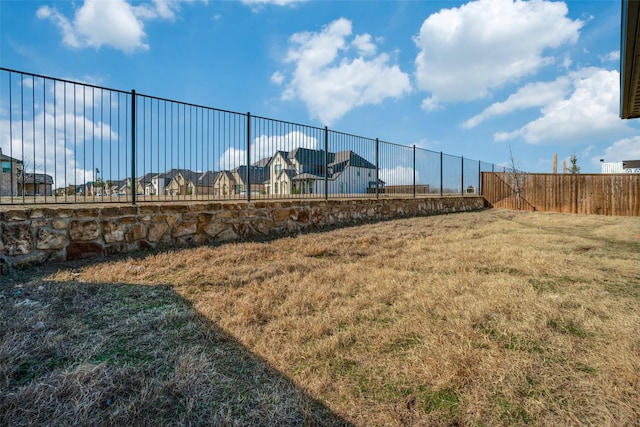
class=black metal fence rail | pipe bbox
[0,67,498,206]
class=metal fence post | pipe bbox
[375,138,379,199]
[461,156,464,196]
[478,160,481,195]
[324,126,328,200]
[413,145,416,199]
[246,112,251,202]
[440,151,443,197]
[131,89,136,206]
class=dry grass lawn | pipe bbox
[2,209,639,426]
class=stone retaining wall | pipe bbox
[0,197,483,272]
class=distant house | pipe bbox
[166,169,201,196]
[18,173,54,196]
[194,171,219,195]
[601,160,640,174]
[0,148,23,197]
[266,148,381,196]
[213,162,270,196]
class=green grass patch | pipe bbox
[547,318,588,338]
[384,333,421,353]
[419,387,461,419]
[491,393,534,425]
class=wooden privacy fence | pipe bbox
[481,172,640,216]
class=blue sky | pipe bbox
[1,0,639,174]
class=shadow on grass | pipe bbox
[0,266,353,427]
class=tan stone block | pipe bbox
[215,209,234,219]
[4,210,27,222]
[126,223,147,242]
[215,227,239,241]
[253,218,274,235]
[148,222,169,242]
[103,221,125,243]
[165,215,179,228]
[119,216,137,225]
[52,219,68,230]
[273,208,290,222]
[172,220,197,238]
[30,219,49,228]
[54,209,73,218]
[69,220,100,241]
[203,221,227,238]
[2,223,34,255]
[36,228,68,250]
[198,213,214,223]
[76,208,99,218]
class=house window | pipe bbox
[275,164,282,175]
[274,182,279,194]
[368,172,371,177]
[236,184,243,193]
[2,161,10,173]
[357,171,360,176]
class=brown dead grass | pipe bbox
[2,209,639,426]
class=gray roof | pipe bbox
[160,168,200,183]
[232,165,270,185]
[0,149,22,163]
[198,171,219,186]
[136,172,158,185]
[252,156,272,168]
[289,148,327,166]
[19,173,53,184]
[331,150,375,169]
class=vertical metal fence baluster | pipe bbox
[375,138,379,199]
[461,156,464,196]
[440,151,443,197]
[131,90,136,206]
[247,112,251,202]
[324,126,328,201]
[413,145,416,199]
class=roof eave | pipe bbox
[621,0,640,119]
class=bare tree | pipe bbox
[508,146,525,211]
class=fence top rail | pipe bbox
[327,128,377,142]
[0,67,131,96]
[136,91,330,133]
[135,91,251,118]
[250,114,326,132]
[378,139,409,149]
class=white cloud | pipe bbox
[463,78,571,128]
[380,165,419,186]
[420,96,442,112]
[352,34,377,56]
[493,68,630,145]
[414,0,582,104]
[37,0,194,53]
[275,18,411,126]
[596,136,640,165]
[599,50,620,63]
[270,71,285,85]
[240,0,307,10]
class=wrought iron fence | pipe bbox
[0,67,498,205]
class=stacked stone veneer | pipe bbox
[0,197,483,271]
